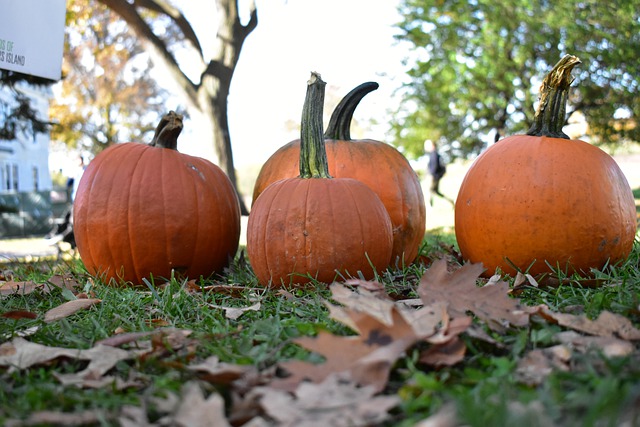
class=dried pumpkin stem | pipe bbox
[324,81,379,141]
[299,72,332,179]
[150,111,184,150]
[527,54,581,139]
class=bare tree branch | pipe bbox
[132,0,204,57]
[97,0,199,106]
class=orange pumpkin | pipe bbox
[247,73,393,287]
[252,82,425,265]
[455,55,637,277]
[74,112,241,285]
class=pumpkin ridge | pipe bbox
[82,150,110,277]
[126,145,151,284]
[105,144,141,282]
[264,180,290,283]
[182,155,200,276]
[302,179,312,279]
[74,149,100,275]
[158,148,169,278]
[342,179,369,273]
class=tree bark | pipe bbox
[97,0,257,214]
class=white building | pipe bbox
[0,82,53,237]
[0,83,53,192]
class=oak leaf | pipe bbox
[273,281,467,393]
[417,259,534,332]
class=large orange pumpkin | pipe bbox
[455,55,637,277]
[252,82,425,265]
[247,73,393,287]
[74,112,241,285]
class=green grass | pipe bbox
[1,234,640,426]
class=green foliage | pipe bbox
[392,0,640,160]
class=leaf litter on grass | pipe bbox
[1,258,640,426]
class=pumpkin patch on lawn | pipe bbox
[71,57,637,288]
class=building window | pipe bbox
[12,164,18,191]
[0,162,19,192]
[33,166,39,191]
[1,164,5,191]
[4,163,10,190]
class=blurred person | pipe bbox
[425,139,454,207]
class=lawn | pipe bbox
[1,150,639,426]
[1,225,639,426]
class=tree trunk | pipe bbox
[97,0,257,215]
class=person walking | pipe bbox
[425,139,454,207]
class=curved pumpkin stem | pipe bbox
[527,54,581,139]
[324,81,379,141]
[150,111,184,150]
[299,72,331,179]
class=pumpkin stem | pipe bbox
[527,54,581,139]
[324,81,379,141]
[299,72,331,179]
[150,111,184,150]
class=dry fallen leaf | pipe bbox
[4,409,107,427]
[0,280,52,297]
[206,301,262,320]
[258,374,399,427]
[2,310,38,320]
[537,305,640,340]
[418,259,534,332]
[0,337,132,386]
[0,329,194,389]
[554,330,635,358]
[47,274,84,292]
[44,298,102,323]
[515,345,572,386]
[273,280,469,393]
[189,355,252,385]
[117,382,230,427]
[273,304,424,392]
[419,336,467,367]
[172,382,231,427]
[412,403,459,427]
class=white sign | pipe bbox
[0,0,66,80]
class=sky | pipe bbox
[176,0,410,168]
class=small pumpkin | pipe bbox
[454,55,637,277]
[73,112,241,285]
[252,82,425,265]
[247,73,393,287]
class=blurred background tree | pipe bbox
[392,0,640,161]
[51,0,171,156]
[96,0,257,214]
[0,70,52,140]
